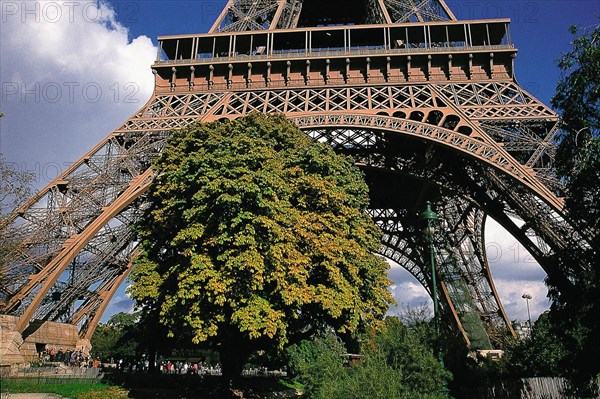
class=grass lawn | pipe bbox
[0,380,128,399]
[1,375,303,398]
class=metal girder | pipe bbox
[372,0,393,24]
[434,200,513,348]
[368,197,514,349]
[211,0,455,32]
[76,251,140,340]
[117,83,561,199]
[1,131,167,314]
[7,169,154,334]
[290,113,563,211]
[434,82,557,121]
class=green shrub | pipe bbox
[287,318,452,399]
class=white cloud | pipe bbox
[387,262,432,318]
[491,278,550,323]
[0,1,157,188]
[0,0,156,324]
[485,217,550,321]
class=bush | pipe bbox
[286,333,346,394]
[287,317,452,399]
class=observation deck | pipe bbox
[152,19,516,93]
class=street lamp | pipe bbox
[522,293,532,332]
[419,201,440,341]
[420,201,449,395]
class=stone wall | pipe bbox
[0,315,79,364]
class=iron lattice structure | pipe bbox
[1,0,595,350]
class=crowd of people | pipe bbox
[104,357,221,376]
[33,349,284,378]
[110,358,284,377]
[36,347,100,369]
[159,360,221,376]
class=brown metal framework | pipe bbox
[1,0,594,351]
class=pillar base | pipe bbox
[76,339,92,356]
[0,331,25,365]
[1,315,81,364]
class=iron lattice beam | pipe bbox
[383,0,456,23]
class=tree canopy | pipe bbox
[129,113,393,380]
[547,22,599,390]
[0,153,33,220]
[91,323,138,362]
[551,23,600,242]
[502,312,567,378]
[1,153,34,297]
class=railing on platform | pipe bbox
[155,44,515,66]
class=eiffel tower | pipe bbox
[1,0,594,362]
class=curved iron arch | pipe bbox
[290,112,563,211]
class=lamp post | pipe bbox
[420,201,449,397]
[522,293,532,332]
[419,201,440,342]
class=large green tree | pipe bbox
[90,312,141,361]
[552,23,600,241]
[548,22,600,390]
[129,113,393,381]
[502,312,567,378]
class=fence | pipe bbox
[460,377,600,399]
[2,366,101,385]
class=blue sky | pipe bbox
[1,0,598,324]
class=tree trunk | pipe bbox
[219,328,252,397]
[148,347,157,374]
[220,333,249,381]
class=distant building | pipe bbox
[512,320,532,339]
[477,349,504,361]
[467,349,504,362]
